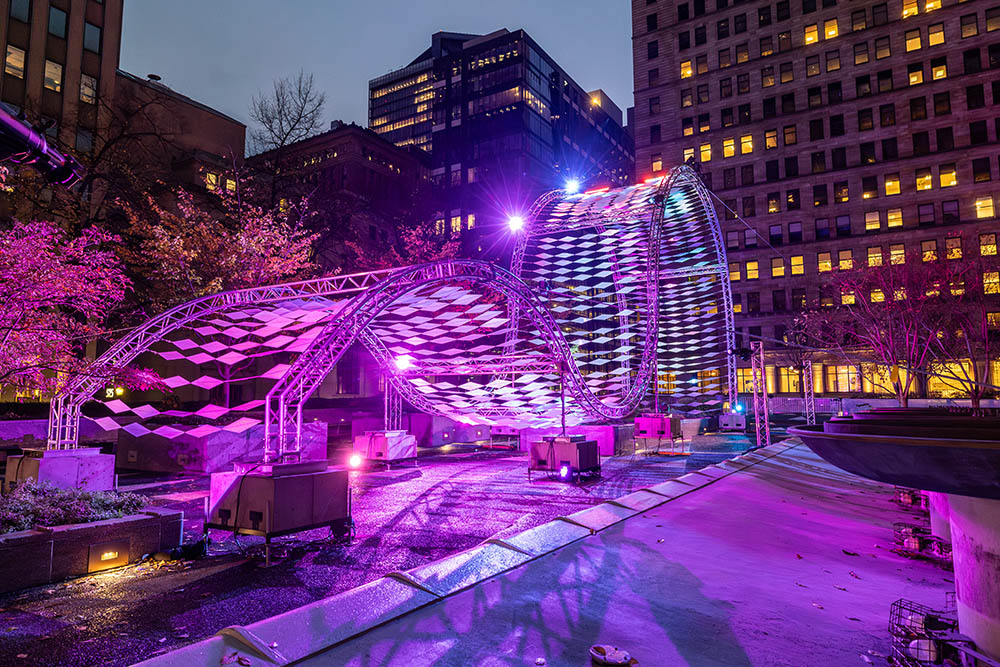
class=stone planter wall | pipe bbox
[0,506,183,594]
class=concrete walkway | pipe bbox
[142,440,954,666]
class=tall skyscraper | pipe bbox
[634,0,1000,398]
[370,29,634,255]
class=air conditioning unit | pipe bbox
[205,460,351,544]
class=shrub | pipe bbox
[0,480,145,533]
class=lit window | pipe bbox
[884,174,900,196]
[791,255,804,275]
[890,244,906,264]
[43,60,62,92]
[700,143,712,161]
[653,154,664,171]
[926,0,940,11]
[723,137,735,158]
[842,290,856,305]
[805,24,819,44]
[4,45,24,79]
[905,29,922,51]
[946,237,962,259]
[976,196,995,219]
[680,60,693,78]
[868,246,883,266]
[765,129,778,149]
[205,172,219,191]
[894,288,907,301]
[467,213,476,230]
[916,168,933,190]
[871,288,885,302]
[902,0,918,19]
[818,252,832,272]
[450,216,462,234]
[771,257,785,277]
[865,211,881,231]
[908,64,923,86]
[928,23,944,46]
[887,208,902,228]
[824,19,839,39]
[729,262,742,281]
[434,219,445,235]
[839,249,854,270]
[922,239,938,262]
[985,272,1000,294]
[740,134,753,154]
[981,233,997,255]
[940,164,957,187]
[931,59,946,80]
[747,261,759,280]
[683,148,694,162]
[80,74,97,104]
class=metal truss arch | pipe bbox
[46,165,736,457]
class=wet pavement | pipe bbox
[0,433,757,667]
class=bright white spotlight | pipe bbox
[348,453,363,468]
[559,465,570,479]
[507,215,525,232]
[565,178,581,194]
[394,354,414,371]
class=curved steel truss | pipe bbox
[47,165,735,459]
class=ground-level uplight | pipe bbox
[348,453,363,468]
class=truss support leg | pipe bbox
[803,360,816,426]
[751,341,771,450]
[384,376,402,432]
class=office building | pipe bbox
[370,29,634,255]
[634,0,1000,398]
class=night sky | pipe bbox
[120,1,632,138]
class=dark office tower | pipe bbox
[634,0,1000,399]
[370,29,635,255]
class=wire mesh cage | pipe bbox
[893,522,931,547]
[889,598,959,666]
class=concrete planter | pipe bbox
[0,506,183,594]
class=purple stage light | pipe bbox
[394,354,414,371]
[559,464,570,478]
[507,215,525,232]
[348,453,362,468]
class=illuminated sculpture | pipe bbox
[47,166,735,463]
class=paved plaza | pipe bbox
[0,434,754,666]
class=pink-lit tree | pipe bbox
[0,221,162,393]
[120,178,318,406]
[120,183,318,312]
[347,220,460,271]
[800,248,948,407]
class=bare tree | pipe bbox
[926,237,1000,409]
[799,248,948,406]
[249,70,326,154]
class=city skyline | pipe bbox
[119,0,633,137]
